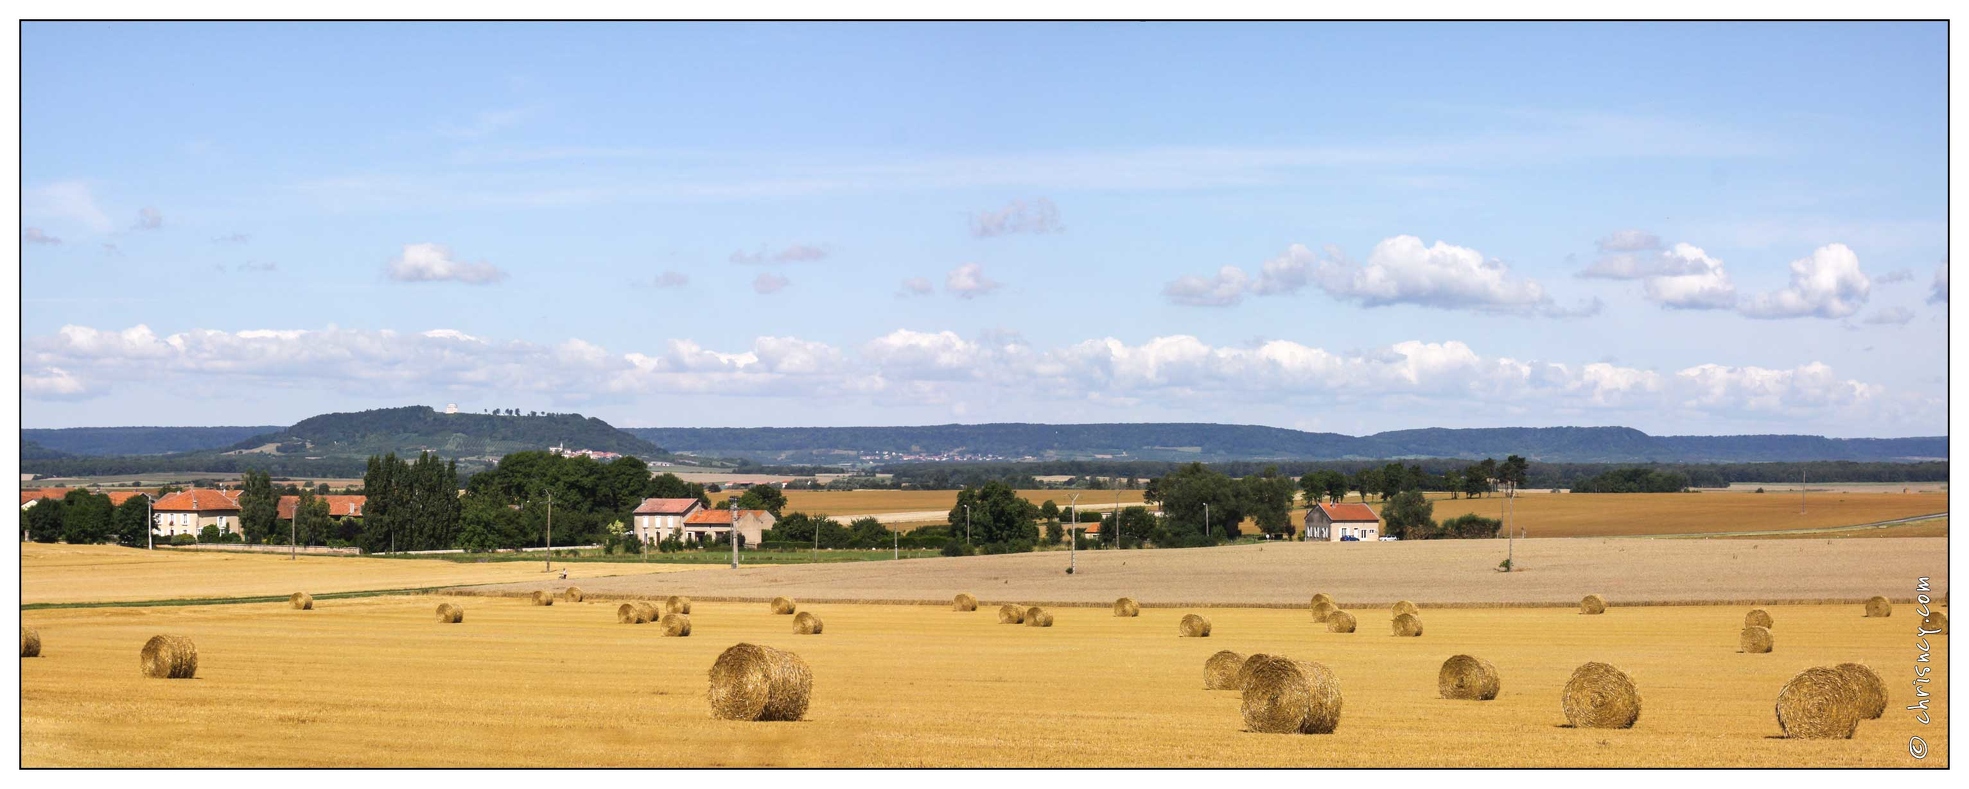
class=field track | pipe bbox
[470,537,1947,607]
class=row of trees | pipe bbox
[19,490,153,546]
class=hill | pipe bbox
[625,423,1946,465]
[23,425,282,456]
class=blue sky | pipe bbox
[20,22,1947,436]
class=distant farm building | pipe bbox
[1305,502,1380,542]
[152,489,244,537]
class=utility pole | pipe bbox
[893,523,899,561]
[1067,493,1080,574]
[964,504,972,546]
[1204,502,1211,541]
[291,500,297,561]
[730,498,740,570]
[1800,469,1806,515]
[144,493,155,551]
[1113,486,1123,549]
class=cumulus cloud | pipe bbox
[898,277,935,297]
[23,323,1919,429]
[1862,306,1915,325]
[730,244,829,264]
[1874,268,1914,285]
[386,243,508,284]
[1738,244,1870,319]
[970,198,1064,238]
[1930,265,1947,305]
[752,272,789,294]
[1162,266,1250,307]
[945,263,1001,299]
[642,271,689,289]
[23,228,60,245]
[1594,229,1662,252]
[1580,231,1738,309]
[134,207,163,230]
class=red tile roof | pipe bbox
[634,497,702,515]
[22,488,154,506]
[1316,502,1379,523]
[153,489,243,512]
[277,495,366,519]
[683,508,770,525]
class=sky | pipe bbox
[18,22,1948,437]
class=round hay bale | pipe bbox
[1310,593,1334,608]
[140,635,198,679]
[1863,596,1891,618]
[998,604,1025,625]
[1561,662,1640,729]
[1233,653,1281,690]
[1739,625,1773,654]
[1775,666,1862,739]
[289,592,314,610]
[707,643,812,722]
[665,595,692,615]
[1326,610,1357,633]
[635,601,661,622]
[1026,609,1055,627]
[1179,613,1212,638]
[617,603,650,624]
[953,593,978,612]
[1203,650,1246,690]
[1392,600,1419,617]
[1744,609,1774,629]
[1439,654,1501,700]
[531,590,554,607]
[1391,612,1423,637]
[1922,609,1948,634]
[1580,594,1607,615]
[563,586,584,603]
[21,626,41,658]
[1832,662,1887,719]
[435,602,464,624]
[1240,657,1343,734]
[1113,597,1140,617]
[770,596,796,615]
[793,611,824,635]
[1311,601,1338,623]
[659,613,693,637]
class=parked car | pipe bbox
[1340,535,1360,542]
[1378,536,1400,542]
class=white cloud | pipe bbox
[643,271,689,289]
[22,228,61,245]
[1862,306,1915,325]
[730,244,829,264]
[945,263,1001,299]
[1641,244,1738,309]
[1252,244,1322,295]
[970,198,1063,238]
[386,243,508,284]
[1738,244,1870,319]
[898,277,935,296]
[1594,229,1662,252]
[1874,268,1914,285]
[1162,266,1250,307]
[134,207,163,230]
[31,181,112,232]
[752,272,789,294]
[1930,265,1947,304]
[22,323,1923,431]
[1313,235,1553,313]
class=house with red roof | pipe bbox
[632,497,704,544]
[681,507,775,548]
[152,489,244,537]
[1305,502,1380,542]
[277,495,366,520]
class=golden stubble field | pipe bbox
[21,543,692,605]
[1408,491,1945,538]
[20,596,1947,767]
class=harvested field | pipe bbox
[475,537,1946,607]
[1430,491,1945,539]
[19,598,1945,766]
[24,543,693,605]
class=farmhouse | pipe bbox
[1305,502,1380,542]
[152,489,243,537]
[276,495,367,520]
[632,497,703,543]
[681,507,774,547]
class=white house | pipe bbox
[632,497,703,543]
[1305,502,1380,542]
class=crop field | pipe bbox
[1426,491,1945,538]
[20,595,1946,767]
[22,543,692,606]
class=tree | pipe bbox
[848,516,889,549]
[1441,513,1503,539]
[1242,466,1298,538]
[947,481,1039,548]
[112,496,152,547]
[1443,468,1464,499]
[200,524,222,543]
[294,488,333,546]
[1499,455,1530,493]
[1103,506,1157,547]
[23,499,64,543]
[1382,490,1436,540]
[1353,468,1383,502]
[1145,462,1245,543]
[736,484,788,517]
[238,470,277,543]
[59,489,114,544]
